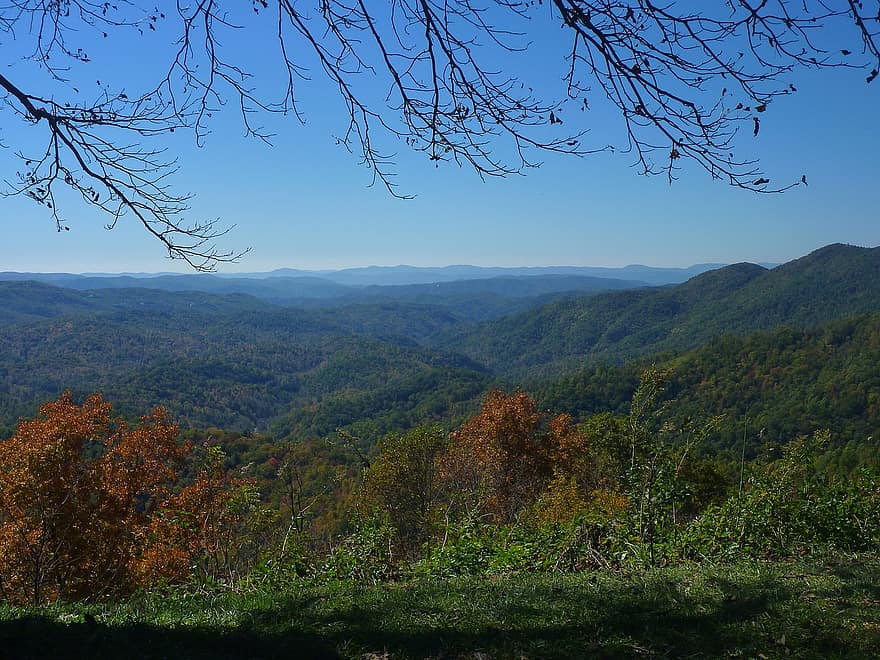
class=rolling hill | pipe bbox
[436,244,880,377]
[531,312,880,456]
[1,243,877,454]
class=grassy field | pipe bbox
[2,554,879,659]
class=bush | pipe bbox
[417,513,628,578]
[685,433,880,560]
[321,515,397,584]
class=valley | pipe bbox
[1,244,877,457]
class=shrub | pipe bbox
[685,433,880,559]
[321,515,397,584]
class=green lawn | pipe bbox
[2,554,879,658]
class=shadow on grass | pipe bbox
[0,611,340,660]
[827,555,880,601]
[262,576,783,658]
[255,561,880,658]
[3,558,880,659]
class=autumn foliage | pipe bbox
[0,393,250,605]
[434,389,603,523]
[427,389,632,528]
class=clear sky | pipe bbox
[1,4,877,273]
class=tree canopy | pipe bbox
[1,2,878,268]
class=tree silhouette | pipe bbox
[1,2,877,268]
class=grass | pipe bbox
[2,554,879,658]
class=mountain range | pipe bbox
[0,243,876,455]
[1,261,730,289]
[437,244,880,376]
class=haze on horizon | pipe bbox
[3,256,780,277]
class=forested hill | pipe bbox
[0,296,493,435]
[530,312,880,460]
[437,244,880,376]
[0,243,877,450]
[0,280,271,326]
[0,273,649,323]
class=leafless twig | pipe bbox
[1,1,877,267]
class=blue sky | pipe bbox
[1,5,877,273]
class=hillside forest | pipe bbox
[0,244,879,655]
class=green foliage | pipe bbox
[535,313,880,458]
[686,432,880,559]
[361,426,447,549]
[321,515,397,584]
[416,514,499,577]
[622,368,725,565]
[242,529,317,592]
[417,515,628,577]
[272,367,488,445]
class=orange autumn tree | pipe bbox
[138,444,274,585]
[0,392,251,605]
[435,390,626,526]
[437,389,553,523]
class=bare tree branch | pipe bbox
[0,1,877,267]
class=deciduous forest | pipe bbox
[1,244,879,657]
[2,0,879,655]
